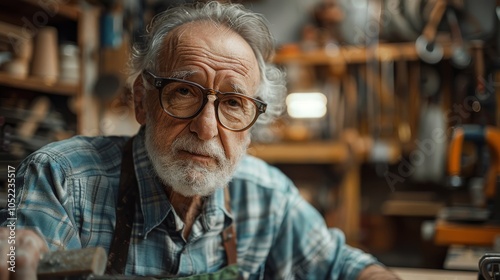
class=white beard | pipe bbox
[144,125,249,197]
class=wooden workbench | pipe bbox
[391,267,478,280]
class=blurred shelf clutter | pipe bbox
[247,0,500,270]
[1,0,500,272]
[0,0,102,162]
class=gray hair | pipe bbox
[128,1,286,125]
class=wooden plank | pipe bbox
[77,5,100,135]
[19,0,80,21]
[0,71,77,96]
[435,219,500,246]
[274,41,454,66]
[382,200,444,217]
[0,1,80,28]
[340,164,360,244]
[248,141,349,164]
[0,21,25,40]
[249,138,401,165]
[408,61,421,146]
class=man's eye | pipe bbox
[226,97,243,107]
[176,87,192,96]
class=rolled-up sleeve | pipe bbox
[0,151,82,250]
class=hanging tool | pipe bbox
[447,125,500,221]
[472,40,487,97]
[446,7,472,68]
[433,125,500,248]
[469,40,498,126]
[415,0,447,64]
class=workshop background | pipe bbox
[1,0,499,276]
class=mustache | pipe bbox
[171,135,226,162]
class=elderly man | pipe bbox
[0,2,399,279]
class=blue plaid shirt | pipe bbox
[1,127,379,279]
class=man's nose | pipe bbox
[190,96,219,140]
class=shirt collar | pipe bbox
[131,126,233,236]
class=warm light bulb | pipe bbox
[286,92,327,119]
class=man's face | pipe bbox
[135,21,261,196]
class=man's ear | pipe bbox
[133,75,147,125]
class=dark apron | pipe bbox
[105,138,238,279]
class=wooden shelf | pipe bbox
[274,41,454,66]
[249,137,402,165]
[0,0,80,22]
[435,219,500,246]
[0,72,78,96]
[24,0,81,20]
[382,200,444,217]
[248,141,350,164]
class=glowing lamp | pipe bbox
[286,92,327,119]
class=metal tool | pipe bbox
[447,125,500,221]
[36,247,222,279]
[479,253,500,280]
[38,247,107,280]
[415,0,446,64]
[37,247,159,279]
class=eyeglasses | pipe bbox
[142,70,267,132]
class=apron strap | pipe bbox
[105,137,238,274]
[106,137,137,274]
[222,188,237,265]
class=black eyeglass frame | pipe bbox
[142,70,267,132]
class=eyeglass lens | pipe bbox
[160,81,258,130]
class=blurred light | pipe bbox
[286,92,327,119]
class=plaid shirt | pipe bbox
[1,127,379,279]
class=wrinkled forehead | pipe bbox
[157,21,260,77]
